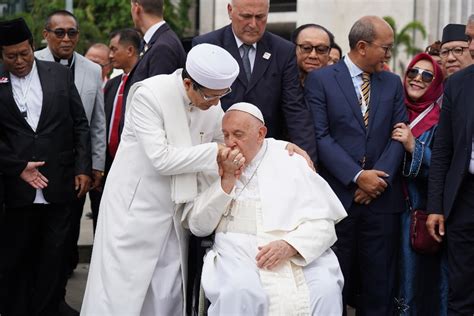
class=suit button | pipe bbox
[32,156,36,159]
[34,135,38,139]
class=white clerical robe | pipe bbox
[82,69,223,316]
[183,139,348,316]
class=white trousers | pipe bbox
[140,226,183,316]
[202,232,344,316]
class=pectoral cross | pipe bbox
[221,199,236,233]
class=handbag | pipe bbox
[410,209,441,254]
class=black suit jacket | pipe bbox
[428,65,474,218]
[121,23,186,132]
[192,25,317,162]
[103,75,121,174]
[0,60,91,208]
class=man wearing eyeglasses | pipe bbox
[427,15,474,314]
[35,9,106,315]
[85,43,113,87]
[81,43,240,316]
[192,0,317,164]
[439,23,473,78]
[291,23,334,86]
[306,16,407,315]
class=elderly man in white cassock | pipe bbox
[183,102,347,316]
[81,44,240,316]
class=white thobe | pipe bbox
[184,139,347,316]
[82,69,223,316]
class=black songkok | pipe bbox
[0,18,32,46]
[441,24,468,45]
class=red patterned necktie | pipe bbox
[108,73,128,158]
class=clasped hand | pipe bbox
[217,145,245,179]
[354,169,389,204]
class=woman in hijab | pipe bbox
[392,52,447,315]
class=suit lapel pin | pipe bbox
[263,52,271,60]
[0,77,9,84]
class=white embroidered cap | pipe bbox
[186,43,239,90]
[227,102,265,124]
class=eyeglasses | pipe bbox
[406,67,435,83]
[439,46,468,58]
[46,28,79,39]
[297,44,330,55]
[193,82,232,101]
[367,42,393,55]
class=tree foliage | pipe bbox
[384,16,427,72]
[3,0,191,54]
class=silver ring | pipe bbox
[233,159,239,165]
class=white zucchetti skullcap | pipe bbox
[186,43,239,90]
[226,102,265,124]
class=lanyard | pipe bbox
[409,95,442,129]
[12,62,36,116]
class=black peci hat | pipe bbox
[0,18,33,46]
[441,24,468,45]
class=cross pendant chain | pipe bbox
[222,199,236,233]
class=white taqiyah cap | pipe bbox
[186,43,239,90]
[226,102,265,124]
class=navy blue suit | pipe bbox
[192,25,317,162]
[428,65,474,313]
[306,60,407,315]
[121,23,186,132]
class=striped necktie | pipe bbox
[360,72,371,127]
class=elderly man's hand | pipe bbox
[90,169,104,191]
[75,174,92,198]
[218,147,245,193]
[20,161,49,189]
[353,188,373,205]
[285,143,315,171]
[256,240,297,270]
[356,169,388,198]
[426,214,445,243]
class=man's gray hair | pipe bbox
[348,17,377,50]
[468,14,474,25]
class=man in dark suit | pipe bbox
[192,0,317,162]
[89,28,140,232]
[427,15,474,314]
[0,18,91,315]
[122,0,186,131]
[306,16,407,315]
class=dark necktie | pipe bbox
[360,72,371,127]
[241,44,252,81]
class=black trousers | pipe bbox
[446,176,474,315]
[0,204,70,316]
[333,203,400,316]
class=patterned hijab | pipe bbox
[404,52,444,138]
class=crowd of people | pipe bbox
[0,0,474,315]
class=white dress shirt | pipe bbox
[11,61,48,204]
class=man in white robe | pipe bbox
[81,44,240,316]
[184,102,348,316]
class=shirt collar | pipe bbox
[344,54,364,79]
[143,20,166,44]
[232,31,257,50]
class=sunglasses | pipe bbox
[406,67,435,83]
[297,44,330,55]
[46,28,79,39]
